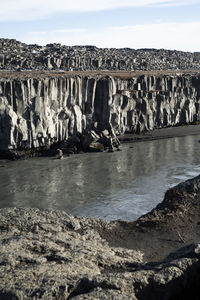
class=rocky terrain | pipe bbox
[0,38,200,159]
[1,38,200,299]
[1,175,200,299]
[0,71,200,158]
[1,38,200,72]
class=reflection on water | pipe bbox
[0,134,200,220]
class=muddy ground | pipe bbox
[97,176,200,262]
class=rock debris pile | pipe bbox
[1,38,200,71]
[62,127,121,155]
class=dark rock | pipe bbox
[1,38,200,72]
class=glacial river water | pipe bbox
[0,134,200,221]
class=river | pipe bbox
[0,134,200,221]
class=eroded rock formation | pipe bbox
[1,38,200,71]
[1,175,200,299]
[0,72,200,157]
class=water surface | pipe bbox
[0,135,200,220]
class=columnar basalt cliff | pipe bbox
[0,72,200,155]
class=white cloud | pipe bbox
[0,0,198,21]
[102,22,200,51]
[104,22,200,50]
[30,28,86,36]
[53,29,87,33]
[23,22,200,52]
[29,31,48,36]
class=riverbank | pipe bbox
[119,124,200,143]
[1,175,200,299]
[1,124,200,160]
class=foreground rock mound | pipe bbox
[1,175,200,299]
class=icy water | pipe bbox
[0,135,200,221]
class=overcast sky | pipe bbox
[1,0,200,51]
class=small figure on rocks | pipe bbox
[56,148,63,159]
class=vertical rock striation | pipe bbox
[0,73,200,152]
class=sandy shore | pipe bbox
[119,124,200,143]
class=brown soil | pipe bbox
[0,69,200,80]
[98,180,200,263]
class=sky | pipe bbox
[0,0,200,51]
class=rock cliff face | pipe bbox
[0,72,200,153]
